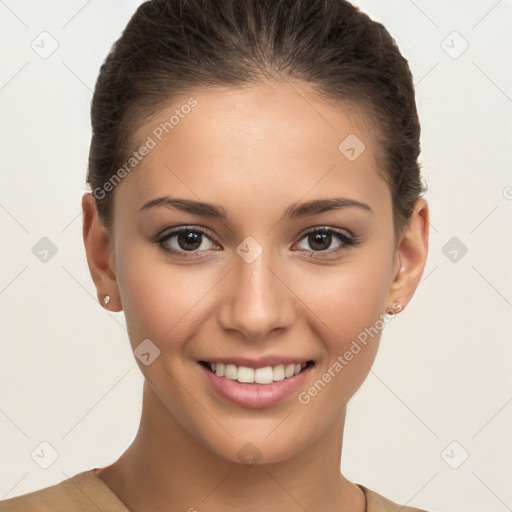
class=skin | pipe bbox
[82,79,429,512]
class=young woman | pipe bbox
[0,0,431,510]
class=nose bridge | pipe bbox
[217,238,296,340]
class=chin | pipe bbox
[197,424,312,466]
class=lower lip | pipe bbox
[199,363,313,409]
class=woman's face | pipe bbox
[104,80,411,463]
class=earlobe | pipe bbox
[386,197,429,313]
[82,193,122,312]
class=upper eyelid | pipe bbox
[158,226,219,245]
[296,225,353,239]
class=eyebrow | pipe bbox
[140,196,372,220]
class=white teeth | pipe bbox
[208,361,309,384]
[272,364,285,381]
[254,366,273,384]
[224,364,238,380]
[284,364,295,378]
[237,367,254,383]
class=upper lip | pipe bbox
[200,356,313,369]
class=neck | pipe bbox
[95,380,366,512]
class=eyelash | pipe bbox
[155,226,360,259]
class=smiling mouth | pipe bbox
[199,360,314,384]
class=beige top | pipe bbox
[0,469,430,511]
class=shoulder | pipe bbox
[357,484,432,512]
[0,470,128,512]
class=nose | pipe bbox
[217,247,297,341]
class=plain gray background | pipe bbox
[0,1,511,511]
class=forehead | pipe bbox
[116,80,390,222]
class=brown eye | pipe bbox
[175,231,203,251]
[295,227,356,255]
[307,232,332,251]
[157,227,217,257]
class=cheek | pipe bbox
[297,254,392,345]
[292,251,393,402]
[115,246,218,352]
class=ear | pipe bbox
[386,197,429,313]
[82,193,122,312]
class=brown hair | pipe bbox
[87,0,426,239]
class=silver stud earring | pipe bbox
[103,295,111,306]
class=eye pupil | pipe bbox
[309,232,331,251]
[178,231,202,251]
